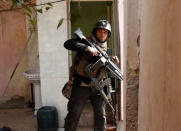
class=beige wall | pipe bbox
[26,18,39,70]
[0,9,29,101]
[138,0,181,130]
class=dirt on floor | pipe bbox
[0,96,37,131]
[0,109,37,131]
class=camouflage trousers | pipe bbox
[64,85,106,131]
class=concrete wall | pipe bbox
[138,0,181,130]
[117,0,140,130]
[0,9,29,102]
[124,0,140,130]
[26,14,39,70]
[37,0,69,128]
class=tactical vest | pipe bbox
[62,38,109,99]
[73,40,107,86]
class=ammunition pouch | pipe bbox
[62,78,73,99]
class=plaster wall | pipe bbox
[138,0,181,130]
[117,1,127,130]
[0,10,29,101]
[126,0,140,70]
[37,0,68,127]
[26,17,39,70]
[118,0,140,130]
[125,0,140,130]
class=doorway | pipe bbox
[68,0,121,127]
[70,1,114,59]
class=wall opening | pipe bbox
[66,0,123,127]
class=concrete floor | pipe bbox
[0,109,37,131]
[0,97,116,131]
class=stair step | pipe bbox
[77,126,94,131]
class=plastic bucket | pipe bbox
[37,106,58,131]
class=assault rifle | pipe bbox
[74,28,123,112]
[74,28,123,81]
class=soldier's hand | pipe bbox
[87,46,99,56]
[112,56,119,64]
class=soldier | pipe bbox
[64,20,119,131]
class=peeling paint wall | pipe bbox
[0,10,29,102]
[26,12,39,70]
[118,0,140,130]
[125,0,140,130]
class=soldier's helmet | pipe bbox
[92,20,111,38]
